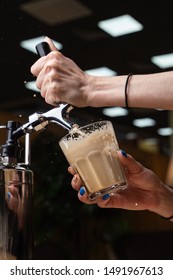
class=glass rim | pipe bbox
[59,120,113,142]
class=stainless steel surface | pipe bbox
[41,103,73,130]
[0,101,74,260]
[13,103,74,139]
[0,166,34,260]
[0,122,34,260]
[24,133,31,165]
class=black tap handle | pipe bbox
[35,41,51,57]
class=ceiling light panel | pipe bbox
[133,118,156,127]
[98,14,143,37]
[85,67,117,76]
[25,81,39,92]
[20,36,63,54]
[157,127,173,136]
[102,107,128,117]
[151,53,173,69]
[20,0,92,25]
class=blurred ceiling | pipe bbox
[1,0,173,154]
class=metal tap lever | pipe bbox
[13,103,73,139]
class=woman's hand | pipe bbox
[30,37,90,107]
[68,150,173,219]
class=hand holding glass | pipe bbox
[59,121,127,200]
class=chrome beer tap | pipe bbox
[0,121,33,260]
[0,100,74,261]
[13,103,73,139]
[0,41,76,260]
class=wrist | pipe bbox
[86,75,126,107]
[152,185,173,221]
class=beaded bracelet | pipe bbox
[124,73,133,108]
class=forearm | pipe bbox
[87,71,173,109]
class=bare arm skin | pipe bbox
[31,37,173,109]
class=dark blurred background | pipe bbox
[1,0,173,259]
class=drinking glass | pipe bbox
[59,120,127,200]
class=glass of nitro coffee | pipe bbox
[59,120,127,200]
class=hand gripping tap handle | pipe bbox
[13,42,73,139]
[35,41,74,127]
[36,41,58,107]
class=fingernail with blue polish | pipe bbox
[7,191,11,200]
[102,193,110,200]
[79,187,85,196]
[121,150,127,157]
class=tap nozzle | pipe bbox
[13,103,73,139]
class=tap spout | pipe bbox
[13,103,73,139]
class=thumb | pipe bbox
[117,150,145,175]
[44,36,58,51]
